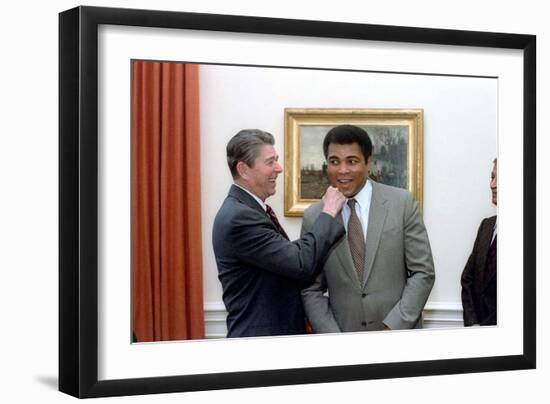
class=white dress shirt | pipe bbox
[341,180,373,240]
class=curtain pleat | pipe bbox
[132,61,204,342]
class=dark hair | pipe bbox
[226,129,275,178]
[323,125,373,162]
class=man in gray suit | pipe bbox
[301,125,435,332]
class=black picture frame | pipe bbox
[59,5,536,398]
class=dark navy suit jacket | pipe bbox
[461,215,497,326]
[212,185,345,337]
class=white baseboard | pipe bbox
[203,301,465,338]
[203,302,228,339]
[423,302,464,328]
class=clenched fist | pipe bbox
[321,186,346,218]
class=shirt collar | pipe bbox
[233,183,267,211]
[349,179,372,210]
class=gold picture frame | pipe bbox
[284,108,424,217]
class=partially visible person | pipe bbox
[301,125,435,333]
[213,129,346,337]
[461,159,498,326]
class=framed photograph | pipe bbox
[59,5,536,399]
[284,108,423,216]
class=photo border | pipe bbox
[59,5,536,398]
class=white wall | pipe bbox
[0,0,547,403]
[200,64,497,318]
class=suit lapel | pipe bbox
[481,216,497,292]
[362,181,388,287]
[230,185,292,239]
[332,180,388,290]
[483,265,496,293]
[229,184,265,215]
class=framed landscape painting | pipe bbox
[284,108,423,216]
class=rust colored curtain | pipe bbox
[132,61,204,342]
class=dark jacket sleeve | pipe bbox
[229,210,345,282]
[461,221,485,326]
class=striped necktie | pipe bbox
[347,198,365,283]
[266,205,289,240]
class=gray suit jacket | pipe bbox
[301,180,435,332]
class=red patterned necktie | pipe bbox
[266,205,289,240]
[347,198,365,283]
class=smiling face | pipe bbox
[326,142,370,198]
[237,144,282,201]
[490,161,497,206]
